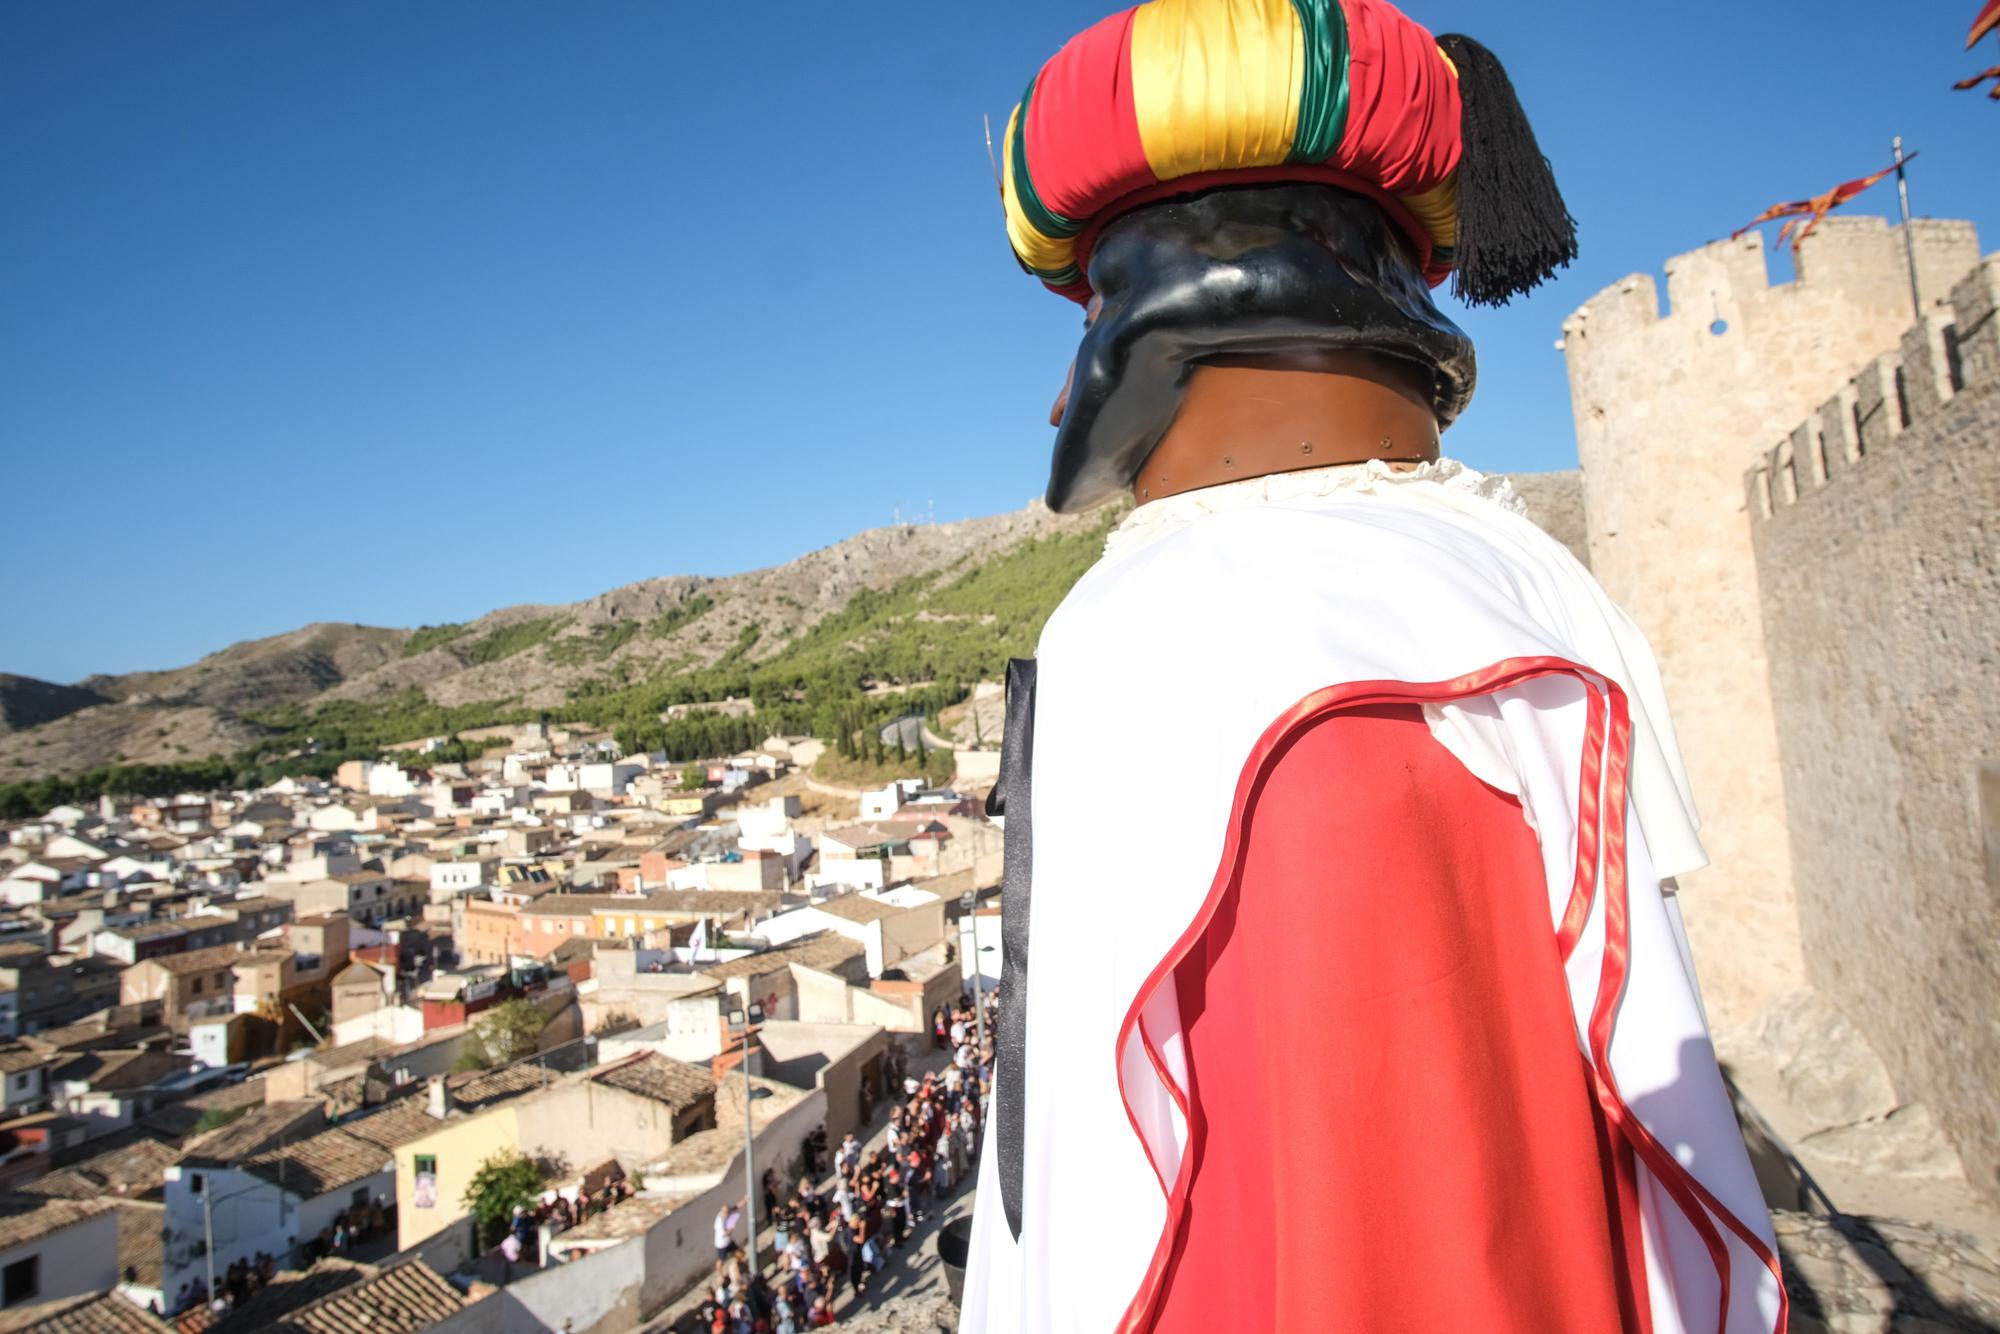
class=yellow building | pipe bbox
[394,1054,717,1262]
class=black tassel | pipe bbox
[1436,34,1578,307]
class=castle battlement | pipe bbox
[1560,217,1980,346]
[1748,255,2000,520]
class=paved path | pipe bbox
[645,1047,976,1331]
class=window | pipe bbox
[191,978,203,995]
[2,1255,37,1307]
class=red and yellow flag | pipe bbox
[1731,158,1910,253]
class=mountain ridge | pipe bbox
[0,472,1587,788]
[0,500,1100,783]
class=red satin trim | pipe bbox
[1110,656,1788,1334]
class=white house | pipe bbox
[0,1197,118,1314]
[429,860,492,896]
[859,780,924,822]
[579,762,644,797]
[163,1126,396,1297]
[365,765,418,799]
[751,894,948,978]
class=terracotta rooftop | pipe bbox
[812,893,904,925]
[697,930,865,981]
[137,943,264,976]
[449,1061,560,1112]
[552,1191,696,1246]
[0,1046,52,1075]
[0,1192,114,1252]
[651,1075,810,1177]
[0,1290,170,1333]
[242,1126,390,1197]
[183,1100,324,1163]
[267,1259,465,1334]
[823,820,945,848]
[22,1134,181,1199]
[50,1048,190,1094]
[591,1052,715,1112]
[116,1199,164,1289]
[337,1098,449,1152]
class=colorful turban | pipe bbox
[1001,0,1574,308]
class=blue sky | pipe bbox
[4,1,1995,683]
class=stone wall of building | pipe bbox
[1746,257,2000,1202]
[1560,217,1983,1029]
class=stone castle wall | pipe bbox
[1560,217,1983,1029]
[1745,257,2000,1200]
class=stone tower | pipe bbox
[1559,216,1982,1030]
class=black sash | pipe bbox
[984,657,1037,1241]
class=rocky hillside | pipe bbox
[0,675,109,734]
[0,503,1098,783]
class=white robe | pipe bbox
[961,460,1781,1333]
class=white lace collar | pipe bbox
[1104,457,1525,560]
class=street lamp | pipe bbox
[959,892,987,1055]
[724,1001,770,1287]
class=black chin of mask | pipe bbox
[1046,183,1476,514]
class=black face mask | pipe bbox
[1046,183,1477,514]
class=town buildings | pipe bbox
[0,728,991,1327]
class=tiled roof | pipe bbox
[0,1192,114,1251]
[183,1101,324,1163]
[269,1259,465,1334]
[241,1127,390,1198]
[652,1075,810,1176]
[591,1051,714,1112]
[336,1098,444,1151]
[116,1199,164,1288]
[0,1046,52,1075]
[697,930,865,981]
[448,1061,559,1112]
[823,820,941,848]
[0,1290,171,1333]
[812,893,903,925]
[135,943,252,975]
[207,1258,370,1334]
[22,1134,180,1198]
[51,1048,190,1094]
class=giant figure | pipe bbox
[961,2,1786,1331]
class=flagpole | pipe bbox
[1892,136,1922,321]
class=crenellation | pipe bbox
[1749,307,2000,1199]
[1772,434,1800,507]
[1562,219,1982,1032]
[1817,386,1859,481]
[1899,314,1957,423]
[1901,218,1985,312]
[1559,272,1659,340]
[1749,253,2000,525]
[1853,355,1902,455]
[1745,461,1772,520]
[1664,233,1768,319]
[1793,421,1824,491]
[1794,217,1909,310]
[1951,257,2000,388]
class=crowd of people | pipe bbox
[165,1193,397,1318]
[500,1171,640,1272]
[167,1250,278,1319]
[689,988,999,1334]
